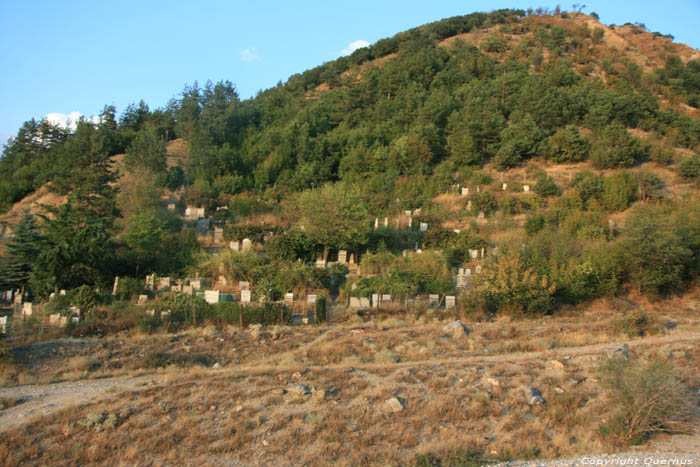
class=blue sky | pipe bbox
[1,0,699,146]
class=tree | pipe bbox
[545,125,591,162]
[621,206,691,296]
[1,210,42,294]
[125,124,167,173]
[293,183,371,256]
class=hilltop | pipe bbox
[0,7,699,466]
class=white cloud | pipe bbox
[44,112,100,131]
[240,48,261,62]
[46,111,82,131]
[341,39,369,56]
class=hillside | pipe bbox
[0,8,700,465]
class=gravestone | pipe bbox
[145,274,155,291]
[146,309,155,316]
[167,203,176,211]
[213,227,224,242]
[49,313,61,325]
[190,279,202,290]
[481,247,485,258]
[14,295,22,305]
[349,297,360,308]
[465,268,472,276]
[476,185,480,193]
[477,211,485,219]
[414,208,421,215]
[284,293,294,304]
[338,250,347,263]
[240,289,251,304]
[160,277,171,290]
[461,187,469,196]
[182,285,193,295]
[138,295,148,305]
[171,284,182,293]
[456,275,468,288]
[523,185,530,192]
[405,210,412,217]
[230,241,240,251]
[374,218,379,229]
[382,294,391,302]
[408,217,412,228]
[0,315,8,332]
[502,183,507,191]
[372,293,380,308]
[445,296,456,309]
[307,295,317,304]
[241,238,253,252]
[470,249,479,259]
[239,281,250,291]
[420,222,428,232]
[459,268,465,275]
[360,297,370,308]
[467,201,472,210]
[112,276,119,295]
[196,207,205,218]
[22,302,33,317]
[384,217,388,227]
[428,294,440,308]
[60,290,66,295]
[204,290,220,304]
[217,275,227,286]
[475,265,482,273]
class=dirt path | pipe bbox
[1,331,697,433]
[0,373,162,431]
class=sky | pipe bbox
[1,0,699,147]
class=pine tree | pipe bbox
[1,210,42,294]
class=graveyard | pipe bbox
[1,5,700,465]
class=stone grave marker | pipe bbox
[204,290,220,304]
[284,293,294,304]
[523,185,530,192]
[307,295,317,304]
[372,293,379,308]
[428,294,440,308]
[477,212,485,219]
[182,285,193,295]
[241,238,253,251]
[138,295,148,305]
[445,296,456,309]
[420,222,428,232]
[240,289,251,304]
[338,250,347,263]
[112,276,119,295]
[349,297,360,308]
[360,297,370,308]
[239,281,250,291]
[461,187,469,196]
[190,279,202,290]
[22,302,33,317]
[230,240,240,251]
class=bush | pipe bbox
[616,309,661,337]
[678,155,700,179]
[534,173,560,197]
[114,277,144,301]
[598,357,694,446]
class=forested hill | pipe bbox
[1,8,699,214]
[1,8,700,305]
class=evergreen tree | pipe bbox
[1,210,42,294]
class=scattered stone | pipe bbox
[442,320,471,339]
[212,362,221,369]
[554,387,566,394]
[524,386,545,405]
[345,422,359,432]
[486,378,500,387]
[235,405,243,412]
[262,439,269,447]
[548,359,565,369]
[287,384,311,396]
[608,343,630,360]
[384,397,406,413]
[664,319,677,329]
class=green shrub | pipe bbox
[114,277,144,301]
[598,357,693,446]
[678,155,700,179]
[616,309,660,337]
[534,173,560,197]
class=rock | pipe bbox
[234,405,243,412]
[212,362,221,369]
[554,387,565,394]
[664,319,677,329]
[313,389,332,401]
[608,343,630,360]
[287,384,311,396]
[485,378,500,387]
[548,359,565,369]
[524,386,544,405]
[384,397,406,413]
[345,422,359,432]
[442,320,471,339]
